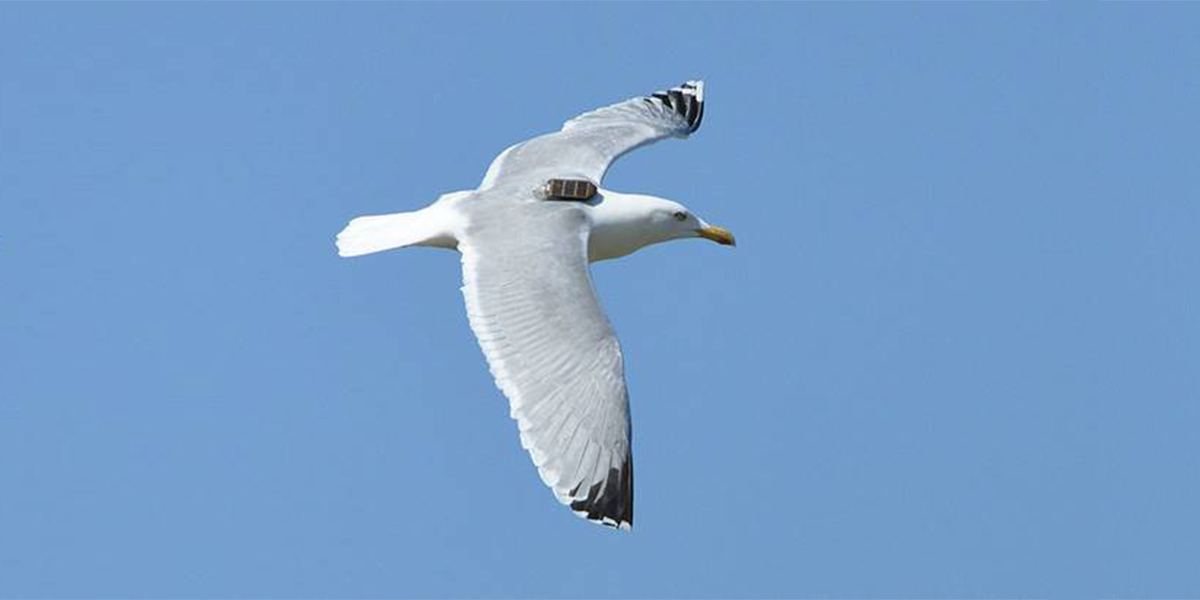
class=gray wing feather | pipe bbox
[459,200,633,529]
[457,81,704,528]
[480,80,704,191]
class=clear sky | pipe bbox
[2,3,1198,599]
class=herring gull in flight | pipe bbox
[336,80,734,530]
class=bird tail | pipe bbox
[336,208,449,257]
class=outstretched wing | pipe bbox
[480,80,705,190]
[459,200,633,529]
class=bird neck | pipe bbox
[586,190,671,262]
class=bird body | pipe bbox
[337,81,733,530]
[337,188,722,263]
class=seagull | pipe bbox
[336,80,734,530]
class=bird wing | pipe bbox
[459,200,633,529]
[479,80,705,190]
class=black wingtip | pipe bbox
[569,459,634,530]
[650,80,705,134]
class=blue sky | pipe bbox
[2,3,1199,599]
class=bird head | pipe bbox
[648,200,736,247]
[587,192,735,262]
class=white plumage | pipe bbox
[337,80,733,530]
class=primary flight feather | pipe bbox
[336,80,734,530]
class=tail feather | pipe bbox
[336,210,437,257]
[337,191,468,257]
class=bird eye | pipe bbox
[673,211,688,222]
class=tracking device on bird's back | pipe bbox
[537,179,597,201]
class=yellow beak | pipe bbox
[698,226,736,247]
